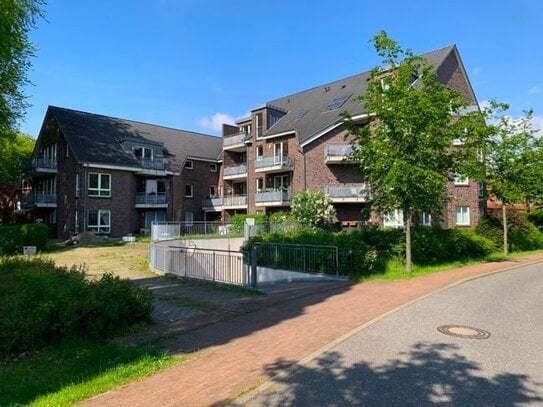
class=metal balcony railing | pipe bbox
[223,133,248,147]
[324,144,354,161]
[325,185,370,201]
[138,159,165,171]
[135,193,167,205]
[255,156,294,171]
[21,193,57,207]
[203,195,247,209]
[255,189,292,204]
[224,164,247,177]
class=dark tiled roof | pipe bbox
[263,45,456,145]
[48,106,221,172]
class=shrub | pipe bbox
[509,223,543,251]
[0,223,49,255]
[291,190,336,230]
[229,213,267,234]
[528,208,543,232]
[476,213,543,252]
[0,258,152,354]
[476,215,504,248]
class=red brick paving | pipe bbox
[82,254,543,407]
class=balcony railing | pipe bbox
[223,132,248,147]
[325,185,370,202]
[255,156,294,173]
[223,164,247,178]
[324,144,354,163]
[21,193,57,208]
[203,195,248,210]
[137,159,165,171]
[25,157,58,174]
[255,189,292,206]
[135,193,168,206]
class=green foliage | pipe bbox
[290,190,336,230]
[246,226,495,277]
[229,213,267,234]
[0,257,152,354]
[0,132,35,182]
[528,208,543,231]
[0,223,48,254]
[0,0,44,137]
[343,31,486,271]
[476,213,543,252]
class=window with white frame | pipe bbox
[184,211,193,226]
[185,184,193,198]
[88,209,111,233]
[88,173,111,197]
[456,206,470,226]
[256,146,263,161]
[210,163,217,172]
[256,178,264,192]
[421,212,432,226]
[453,173,469,186]
[384,209,404,228]
[184,160,193,170]
[134,146,153,160]
[478,183,485,198]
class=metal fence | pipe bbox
[254,242,339,275]
[150,243,250,286]
[151,221,238,241]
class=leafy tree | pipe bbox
[343,31,483,272]
[475,103,543,255]
[0,132,35,183]
[0,0,44,139]
[291,190,336,230]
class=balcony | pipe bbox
[203,195,248,211]
[255,156,294,174]
[324,144,354,164]
[135,159,167,176]
[26,157,57,176]
[223,132,249,152]
[135,193,168,208]
[325,184,370,203]
[21,193,57,208]
[255,189,292,207]
[223,164,247,180]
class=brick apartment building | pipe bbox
[22,106,222,239]
[205,44,482,228]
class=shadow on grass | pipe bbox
[0,339,173,406]
[231,342,543,406]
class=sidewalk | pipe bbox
[82,253,543,407]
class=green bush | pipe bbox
[0,257,152,354]
[291,190,336,230]
[476,213,543,252]
[475,215,504,248]
[0,223,48,255]
[510,223,543,251]
[229,213,267,234]
[528,208,543,232]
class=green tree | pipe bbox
[476,103,543,256]
[291,190,336,230]
[0,132,35,182]
[343,31,483,272]
[0,0,44,139]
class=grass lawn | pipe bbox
[358,249,543,282]
[0,339,180,407]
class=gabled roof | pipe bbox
[262,45,462,146]
[47,106,221,173]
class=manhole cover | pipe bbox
[437,324,490,339]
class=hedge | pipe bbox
[0,223,49,255]
[0,257,153,354]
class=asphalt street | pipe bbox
[244,263,543,406]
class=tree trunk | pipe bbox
[405,210,412,272]
[502,203,508,257]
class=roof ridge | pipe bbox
[48,105,218,139]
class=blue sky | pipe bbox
[21,0,543,137]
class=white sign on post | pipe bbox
[23,246,37,255]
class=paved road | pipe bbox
[244,263,543,406]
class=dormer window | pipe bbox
[185,160,193,170]
[134,147,153,160]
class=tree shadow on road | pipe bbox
[242,342,543,406]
